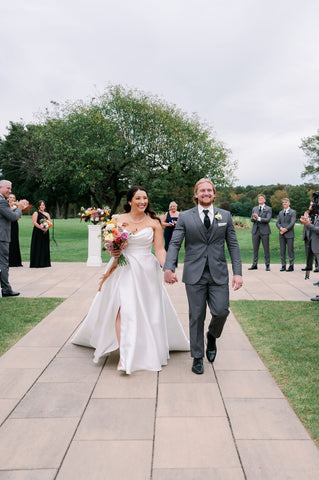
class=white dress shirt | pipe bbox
[198,204,214,225]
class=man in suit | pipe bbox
[300,207,319,301]
[276,198,296,272]
[249,194,272,271]
[302,201,319,272]
[164,178,242,374]
[0,180,29,297]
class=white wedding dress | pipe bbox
[71,227,189,374]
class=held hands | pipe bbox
[164,270,178,284]
[253,212,259,220]
[232,275,243,291]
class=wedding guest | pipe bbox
[276,198,296,272]
[0,180,29,297]
[8,194,23,267]
[302,202,319,272]
[30,200,51,268]
[72,186,189,374]
[300,210,319,300]
[162,201,180,250]
[248,194,272,271]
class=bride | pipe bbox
[71,186,189,374]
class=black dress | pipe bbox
[164,211,179,251]
[30,212,51,268]
[9,220,23,267]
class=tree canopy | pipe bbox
[0,85,236,215]
[300,130,319,181]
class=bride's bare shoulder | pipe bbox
[148,216,162,229]
[118,213,129,223]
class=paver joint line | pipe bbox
[0,262,318,478]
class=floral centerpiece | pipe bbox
[98,215,132,290]
[79,207,110,225]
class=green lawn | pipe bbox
[17,215,307,264]
[0,297,64,355]
[2,215,317,447]
[18,216,90,262]
[227,219,306,264]
[230,300,319,448]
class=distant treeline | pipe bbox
[214,183,319,219]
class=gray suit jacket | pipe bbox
[0,194,22,242]
[251,205,272,235]
[276,209,296,239]
[308,216,319,254]
[164,206,242,285]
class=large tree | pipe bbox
[34,85,236,213]
[300,130,319,181]
[0,122,43,201]
[0,121,90,216]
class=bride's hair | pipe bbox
[123,186,161,223]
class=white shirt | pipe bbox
[198,204,214,225]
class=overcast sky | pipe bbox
[1,0,318,186]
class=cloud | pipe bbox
[1,0,318,185]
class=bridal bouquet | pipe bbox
[79,207,110,225]
[40,218,52,232]
[101,215,130,266]
[99,215,131,290]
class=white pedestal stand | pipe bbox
[86,224,102,267]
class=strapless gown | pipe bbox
[71,227,189,374]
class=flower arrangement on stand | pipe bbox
[79,207,110,225]
[79,206,110,267]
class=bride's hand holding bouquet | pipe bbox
[98,215,131,291]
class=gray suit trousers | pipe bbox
[185,265,229,358]
[279,235,294,266]
[0,241,12,294]
[252,227,270,266]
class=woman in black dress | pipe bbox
[30,200,51,268]
[162,201,180,251]
[8,194,23,267]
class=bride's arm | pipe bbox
[153,220,166,267]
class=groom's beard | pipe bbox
[198,200,213,208]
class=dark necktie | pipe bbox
[259,206,262,214]
[203,209,210,229]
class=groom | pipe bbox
[164,178,242,374]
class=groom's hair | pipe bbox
[193,178,216,204]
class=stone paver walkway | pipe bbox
[0,263,318,479]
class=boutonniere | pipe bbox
[214,211,222,221]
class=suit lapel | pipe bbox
[192,207,207,242]
[209,207,219,241]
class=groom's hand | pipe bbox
[232,275,243,291]
[164,270,178,284]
